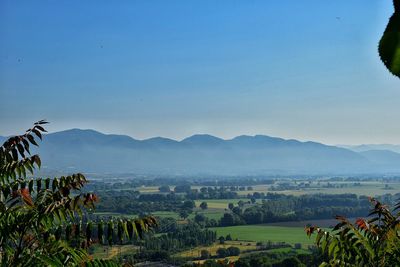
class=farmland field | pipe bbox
[194,199,253,210]
[93,212,137,219]
[151,211,181,219]
[234,181,400,197]
[175,240,258,258]
[210,225,315,245]
[263,218,357,228]
[116,180,400,197]
[91,244,137,259]
[191,210,224,220]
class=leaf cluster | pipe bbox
[306,197,400,266]
[0,121,157,266]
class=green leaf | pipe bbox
[32,155,41,168]
[379,1,400,78]
[28,179,34,193]
[17,143,25,158]
[22,138,30,154]
[32,129,42,140]
[11,148,18,161]
[35,125,47,132]
[27,134,38,146]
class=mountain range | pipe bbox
[1,129,400,176]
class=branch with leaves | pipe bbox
[0,121,157,267]
[305,197,400,266]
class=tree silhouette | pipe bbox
[379,0,400,78]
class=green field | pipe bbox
[210,225,315,245]
[151,211,181,219]
[191,181,400,197]
[120,180,400,198]
[90,244,137,259]
[194,199,252,210]
[175,240,258,258]
[93,212,137,219]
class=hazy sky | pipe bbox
[1,0,399,145]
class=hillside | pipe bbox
[2,129,400,175]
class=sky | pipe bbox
[0,0,399,145]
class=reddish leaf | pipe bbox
[305,226,315,237]
[355,218,369,231]
[20,188,33,206]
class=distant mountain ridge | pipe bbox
[342,144,400,154]
[2,129,400,175]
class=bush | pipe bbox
[200,201,208,210]
[174,184,191,193]
[200,249,210,259]
[227,246,240,256]
[182,200,196,209]
[159,185,171,192]
[294,243,302,249]
[194,213,206,224]
[279,257,305,267]
[216,247,228,258]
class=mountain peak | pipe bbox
[57,128,101,134]
[142,137,179,146]
[181,134,225,144]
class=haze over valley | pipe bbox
[3,129,400,176]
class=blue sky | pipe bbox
[0,0,399,144]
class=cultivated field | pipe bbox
[175,240,258,258]
[210,225,315,245]
[234,180,400,197]
[91,244,137,259]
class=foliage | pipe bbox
[0,121,157,266]
[142,221,216,254]
[201,249,211,259]
[200,201,208,210]
[226,246,240,256]
[189,249,317,267]
[306,197,400,266]
[158,185,171,193]
[179,209,190,219]
[379,0,400,78]
[216,247,229,258]
[231,193,372,226]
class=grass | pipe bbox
[263,218,352,228]
[152,211,181,219]
[194,199,237,210]
[191,210,224,220]
[175,241,257,258]
[193,256,240,265]
[194,198,260,210]
[90,244,137,259]
[210,225,315,245]
[93,212,137,219]
[135,186,162,193]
